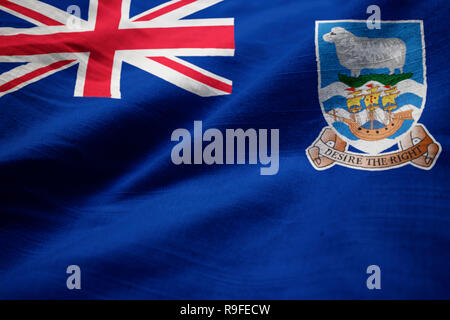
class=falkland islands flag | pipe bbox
[0,0,449,300]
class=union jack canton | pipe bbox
[0,0,235,99]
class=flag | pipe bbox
[0,0,449,299]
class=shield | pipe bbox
[315,20,426,155]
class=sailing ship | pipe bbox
[328,84,413,141]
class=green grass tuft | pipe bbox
[338,73,414,88]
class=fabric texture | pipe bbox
[0,0,449,299]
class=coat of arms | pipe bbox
[307,20,441,170]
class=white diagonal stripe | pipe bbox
[169,56,232,85]
[130,0,225,22]
[123,53,229,97]
[0,59,77,97]
[9,0,81,25]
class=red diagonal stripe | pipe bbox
[0,0,63,26]
[150,57,232,94]
[0,60,75,93]
[134,0,197,22]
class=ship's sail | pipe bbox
[364,87,382,110]
[346,89,364,123]
[347,95,363,108]
[384,87,398,95]
[382,86,400,123]
[382,92,399,107]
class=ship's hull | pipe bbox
[342,110,414,141]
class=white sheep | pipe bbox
[323,27,406,77]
